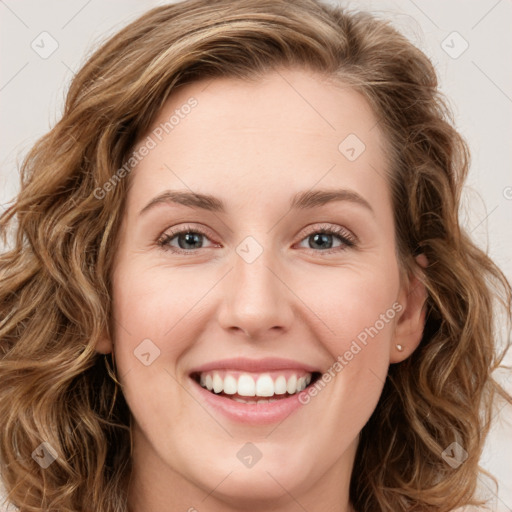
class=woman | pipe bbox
[1,0,510,511]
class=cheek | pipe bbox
[109,266,207,438]
[297,262,401,360]
[299,266,401,433]
[111,249,401,375]
[111,263,208,352]
[108,264,207,420]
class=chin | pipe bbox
[205,468,305,505]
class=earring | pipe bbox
[396,344,404,352]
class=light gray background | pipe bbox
[1,0,511,510]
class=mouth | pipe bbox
[190,369,323,404]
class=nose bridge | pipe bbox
[217,236,293,337]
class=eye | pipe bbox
[295,224,356,254]
[156,224,218,254]
[156,223,357,255]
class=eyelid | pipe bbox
[161,223,217,240]
[156,223,219,253]
[156,222,357,254]
[295,222,357,246]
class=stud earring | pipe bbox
[396,344,404,352]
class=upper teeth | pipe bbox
[198,371,312,397]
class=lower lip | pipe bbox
[191,378,309,425]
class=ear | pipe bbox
[390,253,429,363]
[95,326,113,354]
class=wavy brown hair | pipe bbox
[1,0,511,511]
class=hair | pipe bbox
[1,0,511,511]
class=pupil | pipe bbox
[179,232,202,249]
[311,233,332,249]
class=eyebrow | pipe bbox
[138,188,374,216]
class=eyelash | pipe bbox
[156,223,357,256]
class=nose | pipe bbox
[216,245,294,340]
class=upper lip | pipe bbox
[189,357,321,374]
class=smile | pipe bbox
[192,369,321,403]
[188,358,323,423]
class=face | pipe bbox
[101,68,426,510]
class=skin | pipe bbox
[96,67,427,512]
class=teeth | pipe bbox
[223,374,237,395]
[274,375,287,395]
[197,371,314,398]
[238,374,256,396]
[255,375,274,397]
[286,375,297,394]
[212,373,223,393]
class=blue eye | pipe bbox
[156,223,356,255]
[156,225,217,254]
[297,226,355,252]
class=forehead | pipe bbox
[127,68,390,215]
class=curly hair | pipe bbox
[1,1,511,511]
